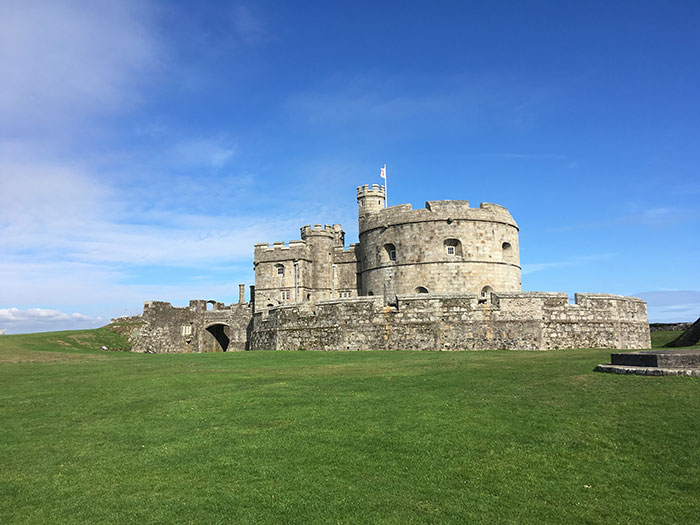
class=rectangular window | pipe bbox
[281,290,290,300]
[277,266,284,275]
[389,250,396,261]
[181,325,192,336]
[447,246,455,255]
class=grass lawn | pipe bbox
[652,330,700,349]
[1,329,699,524]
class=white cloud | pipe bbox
[0,307,103,335]
[170,136,238,168]
[0,1,160,132]
[522,253,616,275]
[231,5,271,45]
[634,291,700,323]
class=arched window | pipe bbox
[383,243,396,262]
[502,242,513,261]
[415,286,429,294]
[444,238,463,257]
[481,286,494,299]
[275,264,284,276]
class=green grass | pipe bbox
[1,330,699,524]
[651,330,700,349]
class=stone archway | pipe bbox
[203,323,231,352]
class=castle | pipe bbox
[119,183,651,353]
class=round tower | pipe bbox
[357,184,386,218]
[357,199,521,302]
[300,224,336,302]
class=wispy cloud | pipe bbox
[548,207,699,233]
[476,153,568,160]
[636,291,700,323]
[0,308,103,334]
[231,4,272,45]
[286,73,546,132]
[170,136,238,168]
[0,1,160,132]
[522,253,616,275]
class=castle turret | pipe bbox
[357,184,386,218]
[300,224,341,301]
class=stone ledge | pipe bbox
[594,364,700,377]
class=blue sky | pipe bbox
[1,1,699,333]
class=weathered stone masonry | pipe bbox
[128,300,253,353]
[250,293,650,351]
[122,182,651,352]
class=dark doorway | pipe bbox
[205,324,230,352]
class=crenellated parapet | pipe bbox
[250,292,650,351]
[359,199,518,234]
[253,241,310,263]
[300,223,345,247]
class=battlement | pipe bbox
[356,184,386,196]
[300,223,343,237]
[254,240,310,263]
[359,198,517,233]
[250,291,650,351]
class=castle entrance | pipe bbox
[203,323,230,352]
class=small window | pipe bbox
[368,291,374,296]
[481,286,494,298]
[384,243,396,262]
[281,290,290,300]
[415,286,429,294]
[502,242,513,261]
[444,238,462,257]
[275,264,284,275]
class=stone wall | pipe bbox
[129,300,253,353]
[357,199,521,301]
[249,292,650,351]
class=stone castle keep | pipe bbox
[121,183,651,352]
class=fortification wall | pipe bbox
[358,200,521,300]
[333,244,360,296]
[249,292,650,351]
[130,300,253,353]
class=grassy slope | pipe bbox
[652,330,700,349]
[1,330,699,524]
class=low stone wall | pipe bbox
[250,292,650,351]
[129,300,253,353]
[649,322,691,333]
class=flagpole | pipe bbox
[382,163,388,208]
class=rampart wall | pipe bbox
[250,292,650,351]
[129,300,253,353]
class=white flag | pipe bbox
[380,165,386,179]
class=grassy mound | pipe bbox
[652,330,700,349]
[1,330,698,523]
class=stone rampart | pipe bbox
[249,292,650,351]
[129,300,253,353]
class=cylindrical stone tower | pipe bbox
[357,184,386,219]
[300,224,342,302]
[357,191,521,303]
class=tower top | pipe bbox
[357,184,386,217]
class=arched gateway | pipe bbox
[203,323,231,352]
